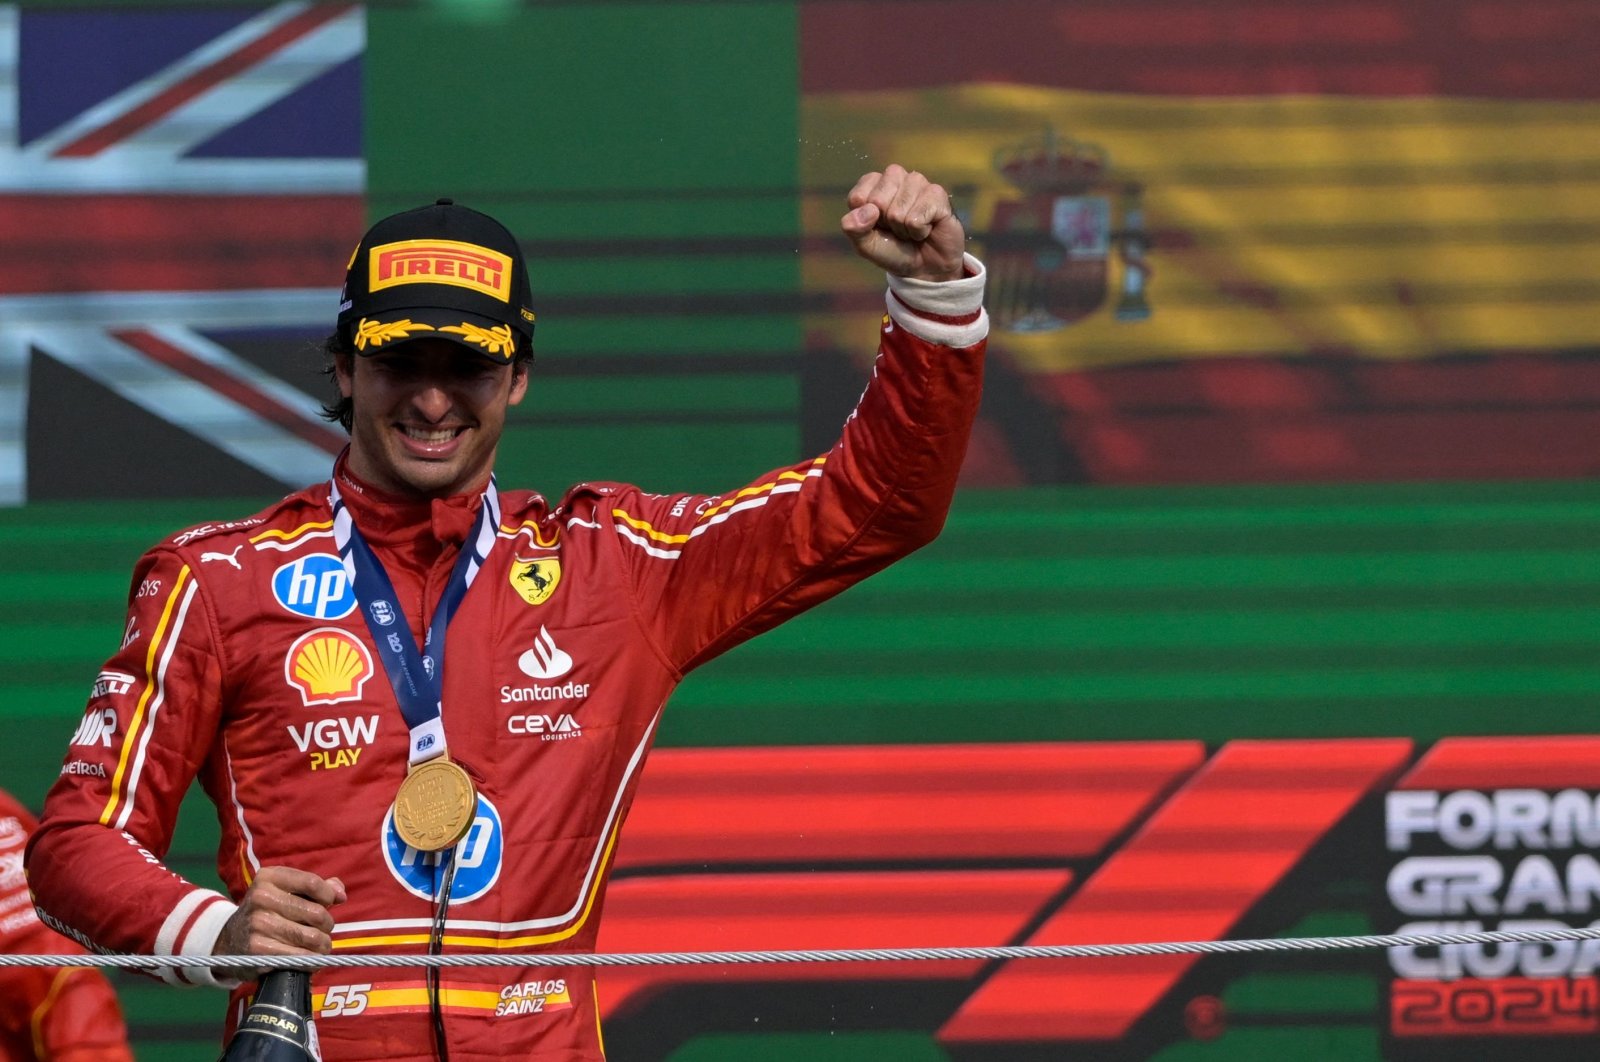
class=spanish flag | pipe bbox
[801,1,1600,484]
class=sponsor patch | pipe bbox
[90,670,135,699]
[273,555,356,619]
[517,626,572,680]
[509,558,560,606]
[285,628,373,707]
[287,714,379,771]
[172,517,264,547]
[369,239,513,303]
[382,792,503,904]
[505,709,584,741]
[71,708,117,747]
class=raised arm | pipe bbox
[600,165,988,672]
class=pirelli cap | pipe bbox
[336,198,536,363]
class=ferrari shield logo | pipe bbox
[509,558,561,606]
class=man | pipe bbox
[0,788,134,1062]
[27,164,987,1060]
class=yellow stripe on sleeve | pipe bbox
[611,457,828,541]
[100,566,192,826]
[249,520,333,543]
[610,511,689,544]
[696,458,826,522]
[499,520,560,547]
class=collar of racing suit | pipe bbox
[331,449,484,581]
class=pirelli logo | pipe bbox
[369,239,514,303]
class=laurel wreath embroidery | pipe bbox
[353,317,436,350]
[440,322,515,357]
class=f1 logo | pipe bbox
[272,555,356,619]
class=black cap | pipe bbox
[336,200,535,363]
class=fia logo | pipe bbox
[369,600,397,627]
[272,555,356,619]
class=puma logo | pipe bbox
[201,546,244,570]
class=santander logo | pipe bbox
[518,626,573,680]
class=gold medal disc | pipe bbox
[392,758,477,852]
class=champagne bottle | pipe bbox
[218,969,321,1061]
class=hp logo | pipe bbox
[272,555,356,619]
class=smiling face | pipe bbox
[336,338,529,499]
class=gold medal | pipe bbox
[392,757,477,852]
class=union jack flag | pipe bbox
[0,2,366,504]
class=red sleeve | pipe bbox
[0,966,134,1062]
[1,789,134,1061]
[24,548,239,987]
[0,789,38,830]
[2,789,47,957]
[609,269,987,672]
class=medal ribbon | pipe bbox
[330,478,501,766]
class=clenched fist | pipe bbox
[213,865,347,980]
[840,164,966,282]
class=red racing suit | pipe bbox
[26,264,987,1061]
[0,790,133,1062]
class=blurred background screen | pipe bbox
[2,2,1599,1058]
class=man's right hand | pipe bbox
[213,866,347,979]
[840,164,966,282]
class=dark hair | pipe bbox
[317,330,534,433]
[319,331,356,433]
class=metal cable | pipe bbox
[7,924,1600,969]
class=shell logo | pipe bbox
[285,628,373,707]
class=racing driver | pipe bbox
[26,164,988,1060]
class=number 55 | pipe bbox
[320,983,372,1017]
